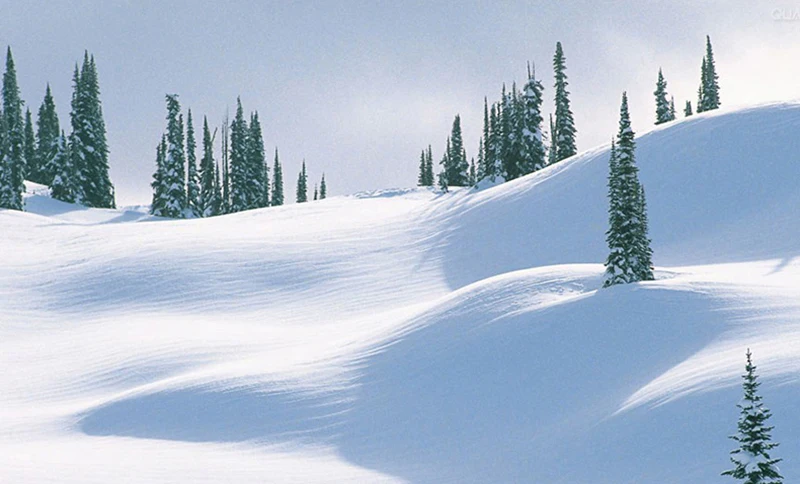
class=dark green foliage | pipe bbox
[313,184,318,201]
[603,92,654,287]
[424,145,434,186]
[36,84,60,185]
[220,116,230,214]
[320,173,326,199]
[518,63,546,175]
[417,149,427,186]
[72,53,114,208]
[198,116,220,217]
[151,94,186,218]
[296,160,308,203]
[684,100,693,117]
[50,131,81,203]
[722,350,783,483]
[229,98,250,213]
[23,109,36,185]
[149,135,167,216]
[444,115,468,186]
[2,47,25,209]
[185,109,200,217]
[698,36,721,112]
[548,113,557,166]
[485,103,501,181]
[468,157,476,186]
[552,41,577,162]
[248,111,268,208]
[271,148,284,206]
[437,170,448,193]
[502,84,523,180]
[654,69,673,125]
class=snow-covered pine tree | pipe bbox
[313,184,318,201]
[23,108,36,185]
[699,35,720,112]
[271,147,284,206]
[485,103,501,181]
[77,53,115,208]
[603,92,654,287]
[424,145,434,186]
[684,100,693,117]
[469,157,476,186]
[228,98,250,213]
[668,96,676,121]
[446,115,468,186]
[2,47,25,210]
[417,149,427,186]
[296,160,308,203]
[36,84,60,186]
[213,161,222,213]
[159,94,186,218]
[518,62,546,176]
[499,85,518,180]
[66,64,87,205]
[477,97,489,181]
[198,116,219,217]
[548,113,557,166]
[439,137,451,190]
[320,173,326,199]
[722,349,783,483]
[654,68,671,125]
[185,109,200,217]
[248,111,267,208]
[437,171,448,193]
[149,135,167,216]
[49,131,82,203]
[553,41,577,162]
[0,109,11,207]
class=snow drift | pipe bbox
[1,102,800,483]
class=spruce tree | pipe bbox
[320,173,326,199]
[76,53,114,208]
[67,64,87,205]
[548,113,557,166]
[417,149,427,186]
[654,69,671,125]
[498,85,515,179]
[23,109,36,185]
[478,97,489,181]
[668,96,676,121]
[519,63,546,176]
[424,145,434,186]
[0,108,10,207]
[149,135,167,216]
[603,92,654,287]
[446,115,468,186]
[313,184,318,201]
[722,349,783,483]
[271,147,284,206]
[553,41,577,162]
[185,109,200,217]
[699,35,720,112]
[248,111,267,208]
[229,98,250,212]
[220,115,230,213]
[468,157,476,186]
[296,160,308,203]
[439,137,451,189]
[36,84,60,186]
[437,171,448,193]
[684,100,693,117]
[159,94,186,218]
[485,103,501,180]
[2,47,25,209]
[49,131,82,203]
[198,116,219,217]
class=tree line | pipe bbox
[150,95,327,219]
[420,36,721,191]
[0,48,114,210]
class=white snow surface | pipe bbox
[2,102,800,482]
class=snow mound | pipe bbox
[2,102,800,483]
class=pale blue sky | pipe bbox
[1,0,798,205]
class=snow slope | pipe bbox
[1,102,800,483]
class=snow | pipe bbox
[2,101,800,482]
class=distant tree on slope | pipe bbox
[698,35,721,113]
[271,148,284,206]
[296,160,307,203]
[603,92,654,287]
[552,41,577,162]
[654,68,673,125]
[722,349,783,483]
[319,173,326,199]
[684,100,693,117]
[36,84,60,186]
[185,109,200,217]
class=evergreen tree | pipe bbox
[424,145,434,186]
[668,96,676,121]
[185,109,200,217]
[499,85,516,179]
[198,116,219,217]
[75,53,114,208]
[66,64,87,205]
[722,349,783,483]
[547,114,557,166]
[468,157,476,186]
[552,41,577,162]
[23,108,36,184]
[698,35,721,112]
[502,84,523,180]
[485,103,501,180]
[313,184,318,201]
[220,115,230,213]
[213,161,222,213]
[296,160,308,203]
[149,135,166,216]
[438,137,451,189]
[445,115,468,185]
[478,97,489,181]
[159,94,186,218]
[437,171,448,192]
[684,100,693,117]
[2,47,25,209]
[36,84,60,186]
[654,69,673,125]
[603,92,654,287]
[320,173,326,199]
[271,148,284,206]
[49,131,82,203]
[417,149,427,186]
[518,63,546,176]
[247,111,267,208]
[229,98,251,212]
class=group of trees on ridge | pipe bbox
[150,95,327,219]
[421,36,721,192]
[0,47,114,210]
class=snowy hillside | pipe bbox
[2,103,800,483]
